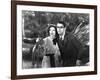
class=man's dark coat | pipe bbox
[57,32,82,66]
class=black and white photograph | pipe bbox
[22,11,90,69]
[11,1,97,79]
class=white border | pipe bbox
[17,5,94,75]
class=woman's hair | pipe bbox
[47,24,59,45]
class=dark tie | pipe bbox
[60,36,62,40]
[59,37,64,45]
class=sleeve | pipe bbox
[71,34,84,59]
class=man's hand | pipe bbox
[76,60,81,66]
[36,38,40,43]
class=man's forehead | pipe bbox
[57,23,64,27]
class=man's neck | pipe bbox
[60,31,65,40]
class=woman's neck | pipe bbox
[49,36,55,40]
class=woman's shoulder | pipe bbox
[43,37,50,41]
[43,37,53,45]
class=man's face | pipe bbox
[57,23,66,35]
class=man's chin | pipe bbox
[58,32,61,34]
[58,33,63,35]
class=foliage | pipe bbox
[22,10,89,45]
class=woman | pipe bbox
[42,25,61,68]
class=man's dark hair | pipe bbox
[57,21,66,28]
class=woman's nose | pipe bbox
[51,31,53,33]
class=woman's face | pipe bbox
[49,27,56,39]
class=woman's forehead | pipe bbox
[50,27,55,30]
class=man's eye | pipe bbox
[57,27,64,28]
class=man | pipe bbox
[56,21,82,67]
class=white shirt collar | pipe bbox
[60,30,65,40]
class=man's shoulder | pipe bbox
[65,32,75,40]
